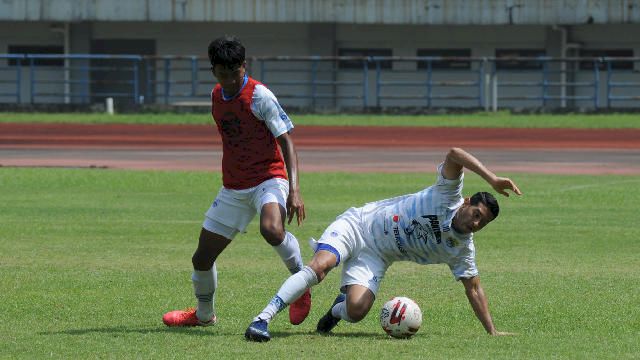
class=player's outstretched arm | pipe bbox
[277,132,305,226]
[443,148,522,197]
[461,276,516,336]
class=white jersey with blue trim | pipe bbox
[360,163,479,280]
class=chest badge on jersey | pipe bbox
[446,237,459,248]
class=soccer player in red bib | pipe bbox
[163,36,310,327]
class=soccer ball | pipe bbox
[380,296,422,339]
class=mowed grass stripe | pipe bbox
[0,168,638,359]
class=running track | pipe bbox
[1,123,639,175]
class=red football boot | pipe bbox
[289,288,312,325]
[162,308,217,327]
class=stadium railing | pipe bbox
[0,54,143,104]
[0,54,23,103]
[605,58,640,107]
[1,54,639,109]
[370,56,486,108]
[490,57,601,110]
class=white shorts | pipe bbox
[202,178,289,239]
[317,207,389,296]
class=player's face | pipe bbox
[452,201,495,235]
[212,62,246,95]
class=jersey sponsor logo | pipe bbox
[424,215,442,244]
[384,214,399,235]
[393,221,408,255]
[404,215,442,244]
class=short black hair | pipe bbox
[208,36,245,68]
[470,191,499,219]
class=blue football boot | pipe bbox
[316,293,346,334]
[245,319,271,342]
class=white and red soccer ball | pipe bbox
[380,296,422,339]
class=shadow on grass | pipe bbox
[39,326,230,337]
[313,332,388,339]
[39,327,385,340]
[271,330,386,339]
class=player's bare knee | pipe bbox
[260,223,285,246]
[346,303,369,322]
[346,297,373,322]
[192,251,214,271]
[309,257,335,282]
[309,264,329,282]
[315,269,329,283]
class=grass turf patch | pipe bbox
[1,111,640,128]
[0,168,638,359]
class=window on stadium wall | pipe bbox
[7,45,64,66]
[495,49,546,70]
[338,48,392,70]
[416,49,471,70]
[578,49,634,70]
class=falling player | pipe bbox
[245,147,521,341]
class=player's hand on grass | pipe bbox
[491,177,522,197]
[287,189,305,226]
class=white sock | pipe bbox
[192,263,217,322]
[331,299,356,323]
[308,237,318,252]
[272,231,304,274]
[253,266,318,323]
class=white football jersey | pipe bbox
[250,84,293,138]
[360,163,479,280]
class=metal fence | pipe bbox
[1,54,639,109]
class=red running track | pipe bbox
[1,123,639,174]
[1,123,639,149]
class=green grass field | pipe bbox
[1,111,640,128]
[1,168,638,359]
